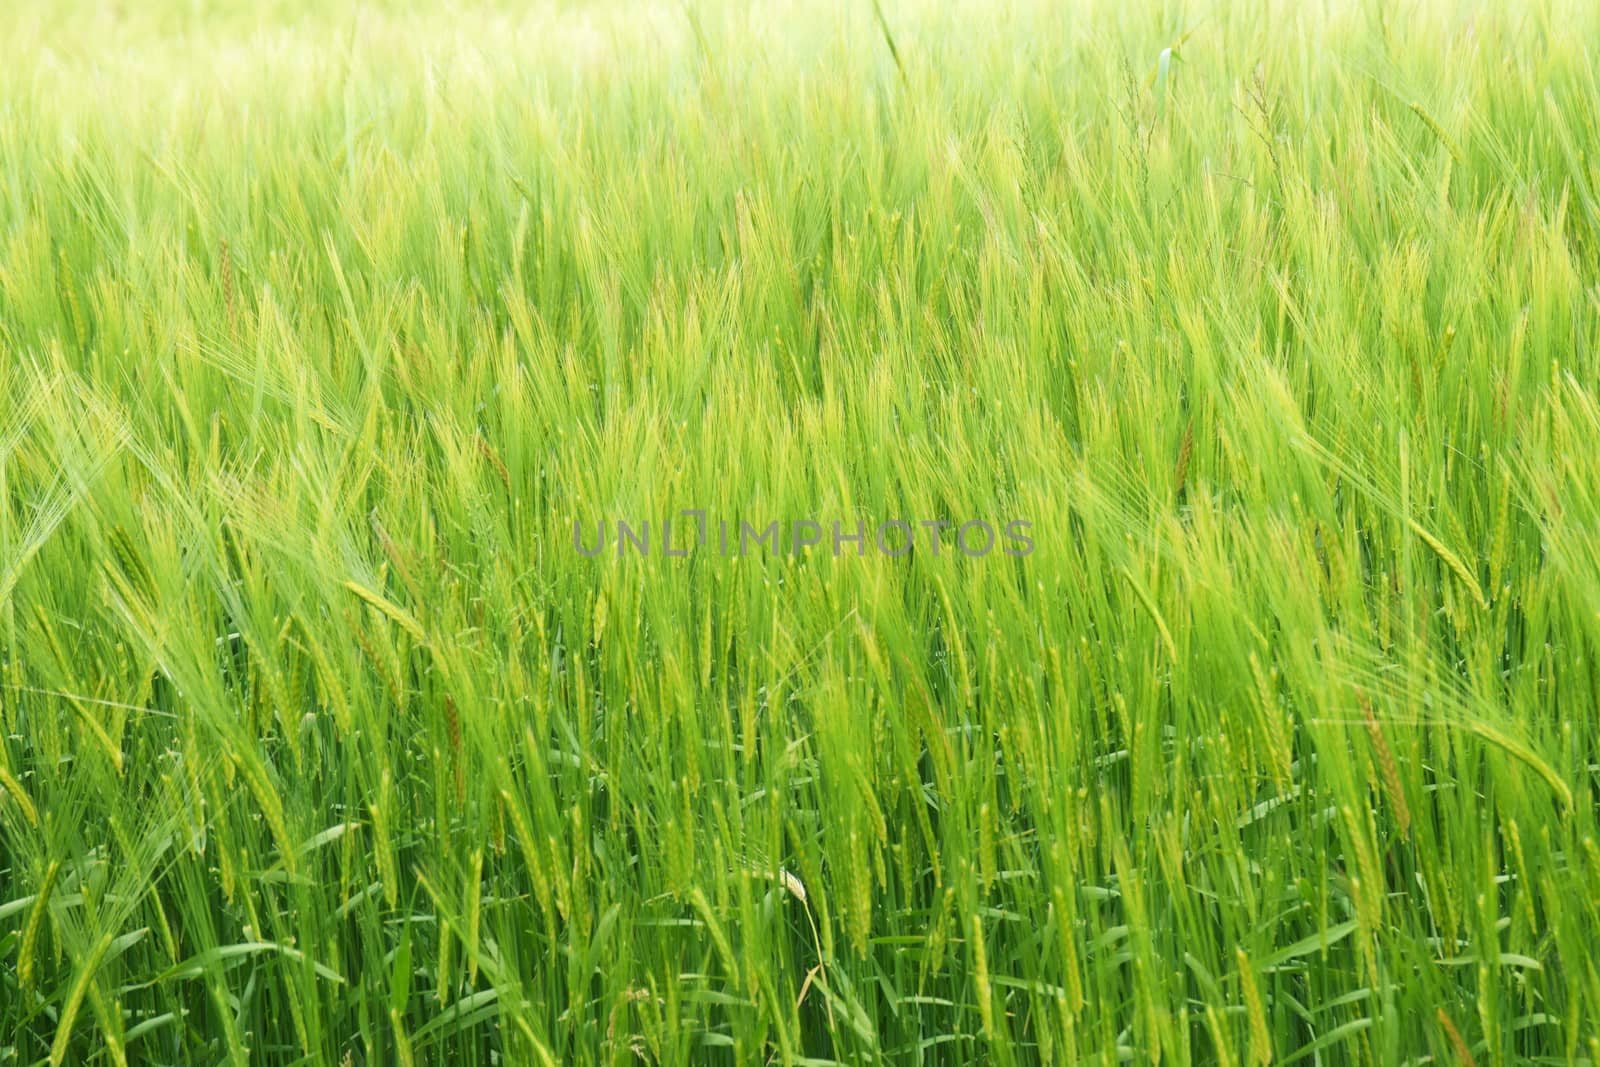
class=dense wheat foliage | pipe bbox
[2,0,1599,1062]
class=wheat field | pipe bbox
[1,0,1598,1063]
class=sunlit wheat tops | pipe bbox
[2,0,1599,1063]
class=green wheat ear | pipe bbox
[0,0,1596,1062]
